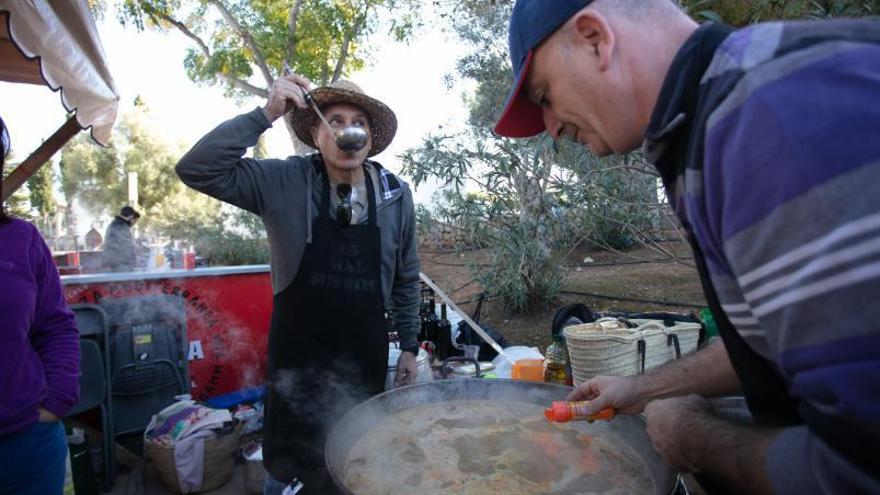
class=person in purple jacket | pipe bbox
[0,116,80,495]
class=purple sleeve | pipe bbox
[29,231,80,417]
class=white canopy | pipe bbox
[0,0,119,145]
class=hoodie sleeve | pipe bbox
[30,226,80,418]
[175,107,292,215]
[391,184,421,351]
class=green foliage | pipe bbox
[1,159,37,222]
[406,1,660,312]
[113,0,420,88]
[162,206,270,265]
[60,105,180,220]
[28,162,56,219]
[108,0,421,149]
[680,0,877,25]
[479,221,564,313]
[552,151,661,251]
[59,102,227,248]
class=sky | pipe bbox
[1,2,475,236]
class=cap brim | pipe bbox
[494,51,546,138]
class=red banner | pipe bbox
[64,269,272,400]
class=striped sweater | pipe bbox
[645,21,880,494]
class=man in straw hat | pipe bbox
[495,1,880,494]
[176,75,421,494]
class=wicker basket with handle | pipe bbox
[145,423,242,494]
[563,317,701,385]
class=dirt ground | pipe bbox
[419,241,707,353]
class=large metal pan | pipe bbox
[326,379,678,494]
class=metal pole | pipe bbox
[1,115,81,202]
[419,272,514,364]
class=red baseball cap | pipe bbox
[494,0,593,138]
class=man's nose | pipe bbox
[542,109,562,140]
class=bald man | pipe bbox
[496,1,880,494]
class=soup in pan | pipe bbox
[343,400,654,495]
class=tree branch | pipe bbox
[154,10,210,58]
[332,0,370,82]
[208,0,275,86]
[331,29,353,82]
[285,0,304,70]
[154,10,269,99]
[223,77,269,98]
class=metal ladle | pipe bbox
[301,89,368,153]
[284,65,368,153]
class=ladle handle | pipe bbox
[282,63,335,135]
[440,356,480,379]
[303,89,335,135]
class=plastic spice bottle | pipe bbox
[544,401,616,423]
[544,335,571,385]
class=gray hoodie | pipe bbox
[102,216,136,272]
[175,108,420,349]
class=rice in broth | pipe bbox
[343,400,654,494]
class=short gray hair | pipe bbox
[589,0,684,20]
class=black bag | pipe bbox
[454,321,509,362]
[551,303,596,338]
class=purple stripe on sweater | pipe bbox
[715,25,755,64]
[703,46,880,241]
[782,333,880,424]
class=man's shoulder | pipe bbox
[365,159,410,201]
[706,19,880,82]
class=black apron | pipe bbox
[263,162,388,493]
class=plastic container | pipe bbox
[184,251,196,270]
[492,346,543,379]
[385,345,432,389]
[543,401,616,423]
[511,359,545,382]
[67,427,99,495]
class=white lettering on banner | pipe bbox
[188,340,205,361]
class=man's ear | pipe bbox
[570,9,615,72]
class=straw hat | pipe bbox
[291,79,397,157]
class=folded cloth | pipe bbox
[174,428,215,492]
[145,401,233,443]
[145,400,235,492]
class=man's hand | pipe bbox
[394,350,418,387]
[566,375,648,415]
[38,407,60,423]
[262,73,314,123]
[644,395,710,472]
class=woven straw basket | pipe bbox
[564,318,701,385]
[145,424,242,493]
